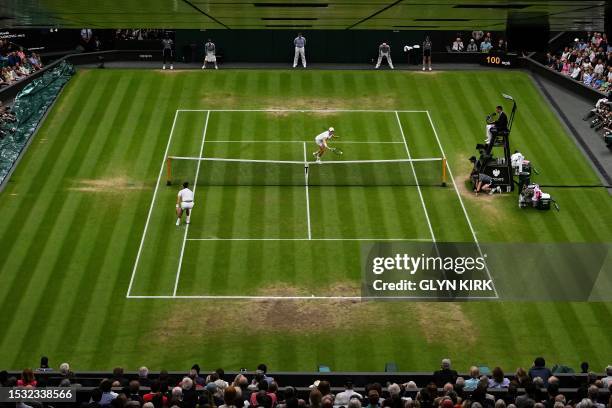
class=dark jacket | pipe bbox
[433,368,458,386]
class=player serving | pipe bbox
[312,127,338,163]
[176,181,194,226]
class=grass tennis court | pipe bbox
[128,109,475,298]
[0,69,611,371]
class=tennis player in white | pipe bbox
[313,127,335,163]
[176,181,194,226]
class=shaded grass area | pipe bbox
[0,69,611,372]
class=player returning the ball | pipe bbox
[312,127,336,163]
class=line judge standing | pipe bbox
[202,38,218,69]
[375,42,394,69]
[293,33,306,68]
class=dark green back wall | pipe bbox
[175,30,500,63]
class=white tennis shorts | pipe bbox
[205,52,216,62]
[181,201,194,210]
[315,137,326,147]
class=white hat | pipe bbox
[328,127,334,132]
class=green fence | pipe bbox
[0,60,75,187]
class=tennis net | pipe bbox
[166,156,447,187]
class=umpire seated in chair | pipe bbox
[484,105,508,154]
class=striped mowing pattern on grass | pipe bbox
[0,69,610,371]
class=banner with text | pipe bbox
[361,243,611,301]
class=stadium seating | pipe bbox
[1,367,610,408]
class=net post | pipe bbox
[441,158,447,187]
[166,157,172,186]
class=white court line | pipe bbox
[168,156,442,164]
[173,110,210,297]
[127,294,497,300]
[204,140,404,144]
[425,110,499,299]
[178,109,428,113]
[394,111,437,244]
[186,238,433,241]
[126,110,180,298]
[303,142,312,240]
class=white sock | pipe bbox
[186,215,190,223]
[176,218,180,226]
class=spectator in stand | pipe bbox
[489,367,511,388]
[99,379,118,406]
[481,38,493,53]
[452,37,464,52]
[472,30,484,42]
[169,386,183,406]
[182,377,200,407]
[189,364,205,387]
[310,389,323,408]
[603,366,612,388]
[364,389,381,408]
[84,388,103,408]
[220,385,239,408]
[7,51,19,66]
[336,381,363,406]
[37,356,52,373]
[143,380,168,406]
[80,28,94,51]
[433,359,458,387]
[529,357,552,385]
[111,367,128,387]
[467,39,478,52]
[126,380,142,404]
[16,368,37,387]
[464,367,480,391]
[137,366,150,386]
[570,62,582,79]
[257,363,275,384]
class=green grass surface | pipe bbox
[0,69,611,372]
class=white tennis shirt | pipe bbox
[178,188,194,202]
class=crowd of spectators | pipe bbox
[114,29,166,41]
[545,32,612,93]
[449,31,506,53]
[0,39,44,88]
[0,358,611,408]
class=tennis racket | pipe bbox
[329,146,343,156]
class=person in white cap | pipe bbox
[376,42,394,69]
[313,127,336,163]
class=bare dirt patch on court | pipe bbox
[147,292,477,348]
[148,282,412,345]
[263,96,400,112]
[69,176,147,193]
[196,96,402,112]
[453,156,505,218]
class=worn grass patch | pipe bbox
[69,176,147,193]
